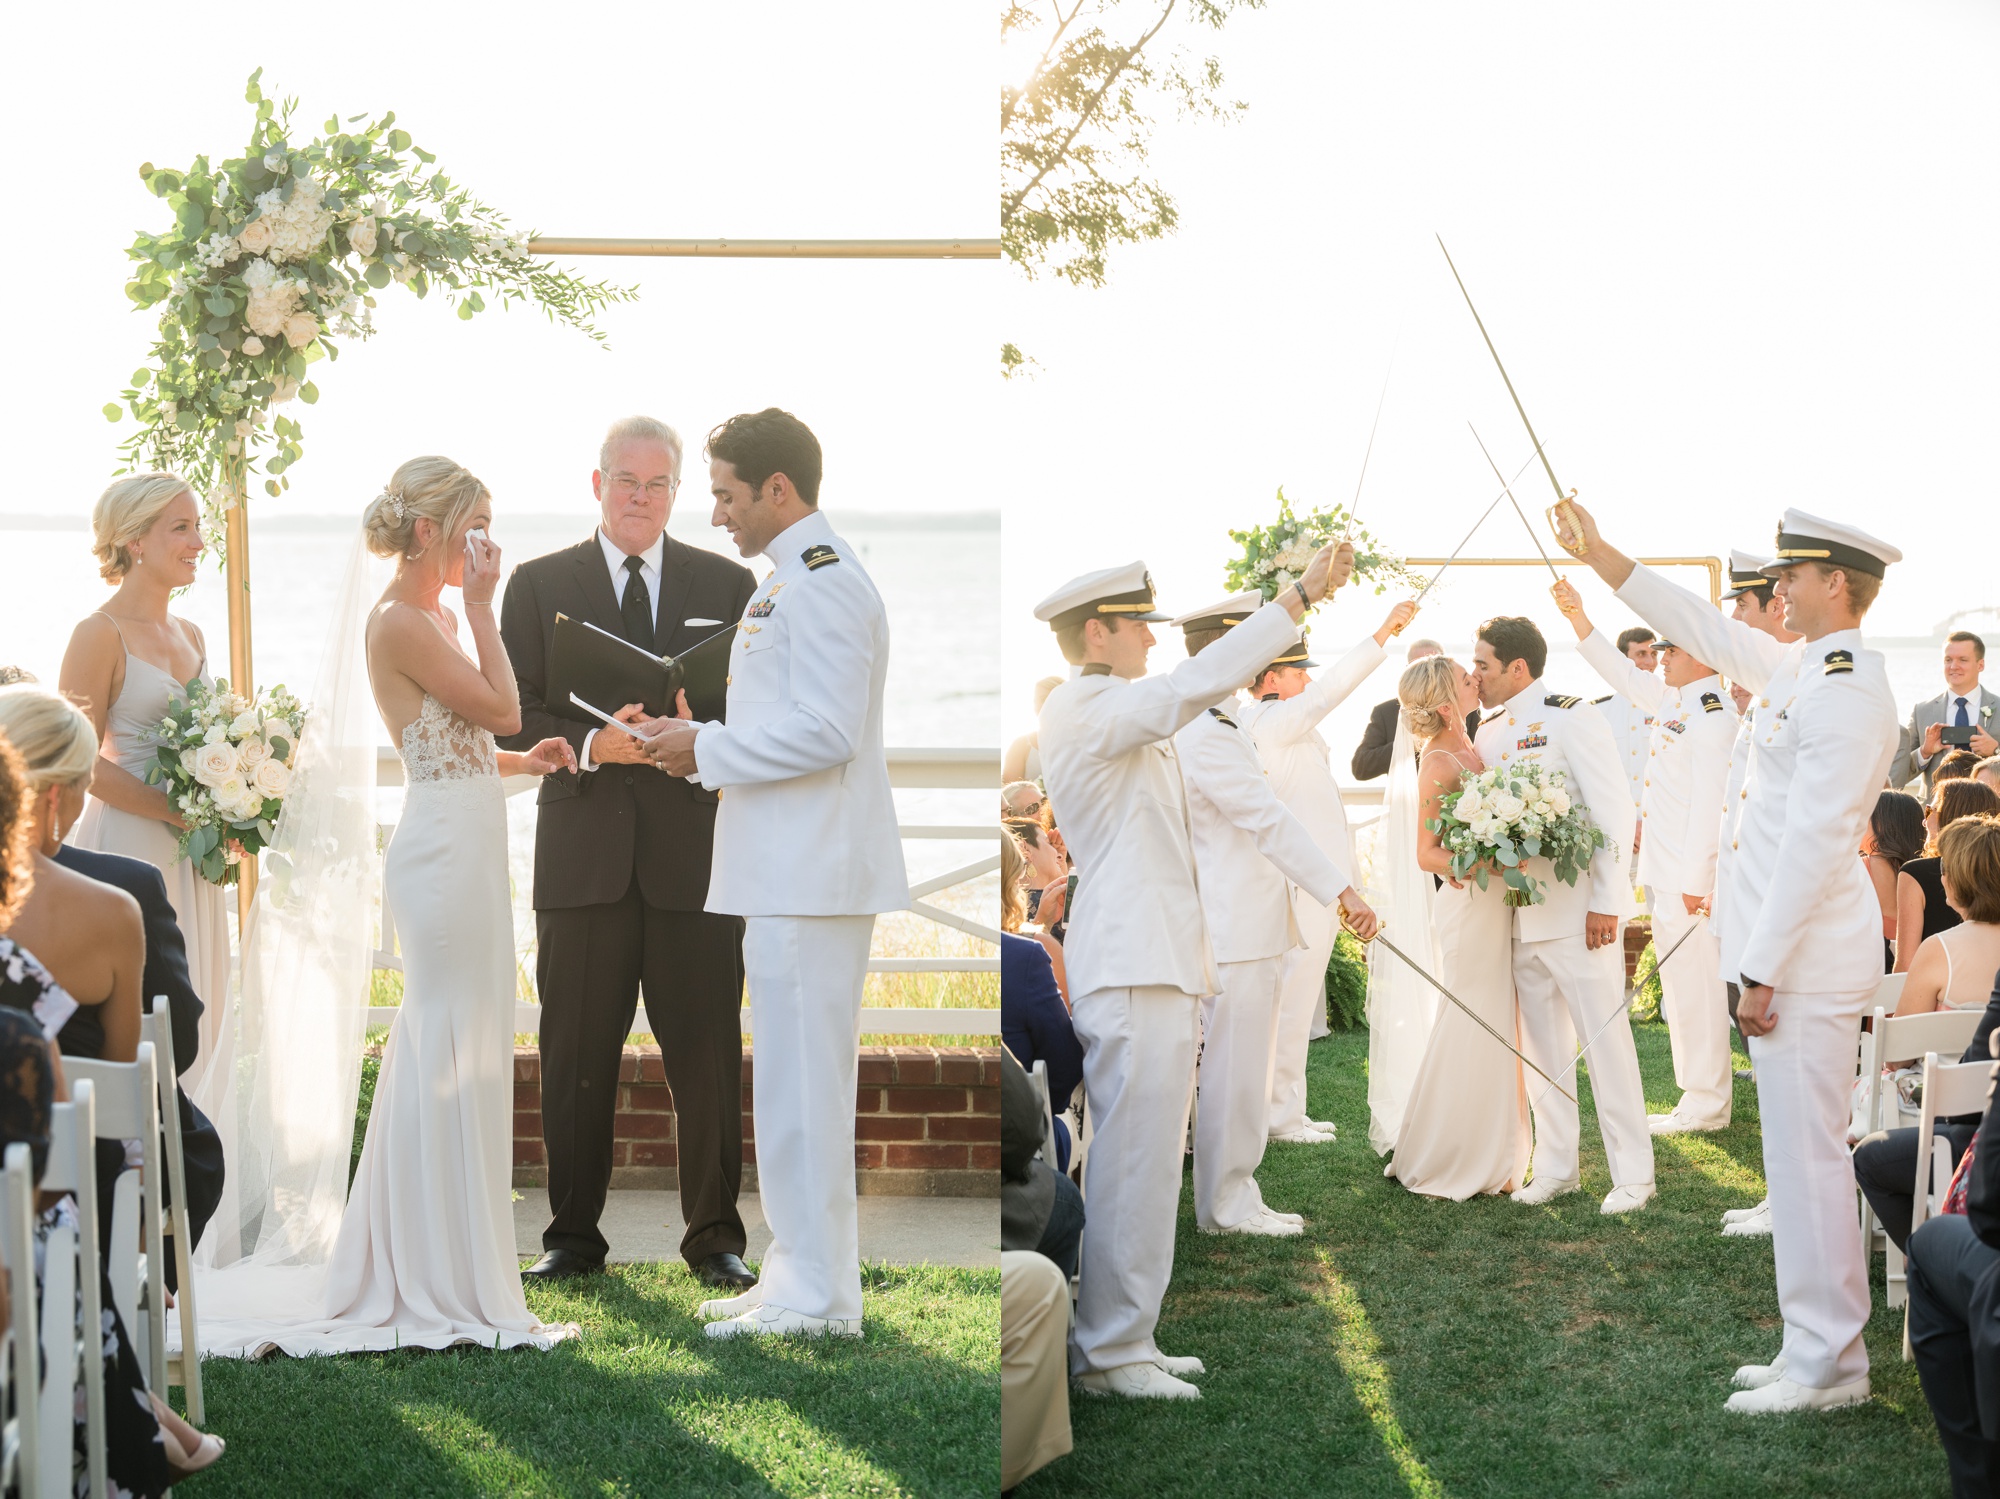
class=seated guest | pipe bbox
[1000,1047,1082,1278]
[1900,780,2000,969]
[1855,971,2000,1254]
[1939,750,1984,787]
[0,760,223,1487]
[1895,818,2000,1019]
[1001,1249,1072,1495]
[1977,756,2000,798]
[1002,780,1046,820]
[1866,791,1929,972]
[1005,820,1068,970]
[1002,841,1083,1173]
[1002,675,1064,785]
[0,687,142,1062]
[1905,1026,2000,1495]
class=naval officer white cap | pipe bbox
[1760,510,1902,580]
[1721,550,1773,600]
[1169,590,1267,634]
[1035,562,1174,630]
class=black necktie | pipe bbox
[620,555,654,653]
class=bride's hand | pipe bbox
[520,737,579,776]
[460,530,502,605]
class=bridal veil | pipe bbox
[1362,711,1441,1154]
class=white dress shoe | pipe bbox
[1601,1182,1656,1215]
[1270,1127,1336,1145]
[1200,1207,1304,1238]
[1724,1375,1869,1414]
[1648,1112,1726,1136]
[1154,1353,1206,1377]
[703,1303,862,1340]
[1267,1209,1305,1225]
[1721,1198,1769,1225]
[698,1286,766,1321]
[1076,1362,1202,1400]
[1731,1353,1787,1390]
[1510,1174,1581,1205]
[1722,1203,1773,1238]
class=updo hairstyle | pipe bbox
[92,473,194,583]
[0,732,32,928]
[362,456,490,560]
[1398,656,1462,743]
[0,686,99,791]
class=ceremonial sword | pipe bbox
[1468,423,1562,582]
[1437,236,1587,554]
[1367,929,1577,1104]
[1340,357,1396,546]
[1527,911,1710,1113]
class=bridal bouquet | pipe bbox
[145,678,307,886]
[1223,487,1425,600]
[1429,762,1608,907]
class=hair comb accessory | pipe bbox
[377,490,406,521]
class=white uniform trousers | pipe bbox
[1195,956,1284,1230]
[1069,983,1200,1374]
[1749,989,1872,1389]
[1515,933,1655,1188]
[1652,906,1732,1128]
[1270,903,1339,1134]
[742,913,875,1323]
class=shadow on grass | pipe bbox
[192,1262,997,1498]
[1018,1022,1948,1499]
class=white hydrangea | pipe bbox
[196,232,236,270]
[255,177,335,264]
[240,256,304,338]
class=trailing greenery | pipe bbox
[1223,488,1422,601]
[1323,929,1369,1032]
[112,68,634,541]
[350,1047,381,1188]
[192,1262,998,1497]
[1018,1023,1946,1497]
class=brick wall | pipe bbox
[1625,917,1652,986]
[512,1044,1001,1198]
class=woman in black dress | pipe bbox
[1865,791,1926,972]
[1897,778,2000,971]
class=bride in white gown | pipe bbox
[191,457,580,1356]
[1385,655,1531,1200]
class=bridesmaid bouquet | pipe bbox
[1429,763,1608,908]
[145,678,307,885]
[1223,487,1424,600]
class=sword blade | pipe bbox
[1372,932,1577,1104]
[1528,913,1709,1113]
[1411,442,1548,606]
[1341,358,1396,543]
[1437,236,1567,503]
[1468,422,1561,582]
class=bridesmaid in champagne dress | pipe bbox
[1386,655,1532,1200]
[59,474,233,1110]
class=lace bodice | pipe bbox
[398,695,497,784]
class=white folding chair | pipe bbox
[61,1048,165,1397]
[0,1143,42,1498]
[1902,1052,1997,1351]
[139,998,202,1422]
[1028,1060,1058,1168]
[41,1086,107,1499]
[1859,1002,1983,1303]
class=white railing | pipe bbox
[368,746,1000,1038]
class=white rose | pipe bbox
[236,737,270,771]
[202,723,229,746]
[230,709,263,738]
[178,746,200,776]
[236,217,275,255]
[1455,792,1483,820]
[191,741,240,788]
[252,758,291,798]
[212,779,257,821]
[282,310,320,348]
[1490,793,1526,823]
[241,336,264,357]
[1548,788,1571,816]
[348,216,378,258]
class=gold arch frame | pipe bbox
[1404,555,1722,606]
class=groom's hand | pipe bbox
[643,718,702,777]
[1737,983,1778,1037]
[1584,912,1617,950]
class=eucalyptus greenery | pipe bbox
[108,69,636,542]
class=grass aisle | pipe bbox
[190,1262,998,1497]
[1020,1022,1949,1498]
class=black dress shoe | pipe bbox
[523,1248,605,1282]
[692,1252,758,1290]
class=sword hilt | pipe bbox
[1547,490,1589,557]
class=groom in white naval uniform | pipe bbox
[1035,541,1351,1401]
[1556,499,1900,1414]
[1171,592,1355,1238]
[640,409,909,1340]
[1239,597,1418,1142]
[1555,578,1738,1134]
[1469,615,1654,1215]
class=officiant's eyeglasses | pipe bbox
[606,474,680,500]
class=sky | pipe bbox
[0,2,993,533]
[1000,0,2000,739]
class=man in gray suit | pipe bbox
[1897,631,2000,793]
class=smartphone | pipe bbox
[1942,723,1975,749]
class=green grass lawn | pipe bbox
[189,1261,998,1497]
[1018,1021,1950,1499]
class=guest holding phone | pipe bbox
[1898,633,2000,796]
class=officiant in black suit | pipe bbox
[498,416,759,1290]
